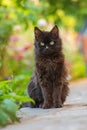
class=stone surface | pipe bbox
[1,79,87,130]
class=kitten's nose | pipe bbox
[46,46,49,49]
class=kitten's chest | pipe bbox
[36,59,61,74]
[36,58,64,84]
[46,59,57,70]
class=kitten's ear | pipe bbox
[34,27,42,40]
[50,25,59,38]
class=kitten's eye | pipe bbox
[50,41,55,45]
[40,42,45,46]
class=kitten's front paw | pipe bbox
[39,103,43,108]
[54,103,63,108]
[42,103,52,109]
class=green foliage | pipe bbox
[0,99,19,126]
[41,0,87,17]
[0,0,86,45]
[0,0,39,79]
[13,0,39,29]
[0,6,13,45]
[71,53,86,80]
[0,0,40,46]
[0,75,34,127]
[40,0,87,30]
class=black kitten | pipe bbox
[28,25,69,109]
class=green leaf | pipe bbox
[0,108,9,126]
[2,99,18,113]
[0,99,19,126]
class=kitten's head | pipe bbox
[34,25,62,57]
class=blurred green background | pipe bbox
[0,0,87,126]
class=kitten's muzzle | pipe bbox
[42,47,54,55]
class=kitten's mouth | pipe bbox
[42,50,55,56]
